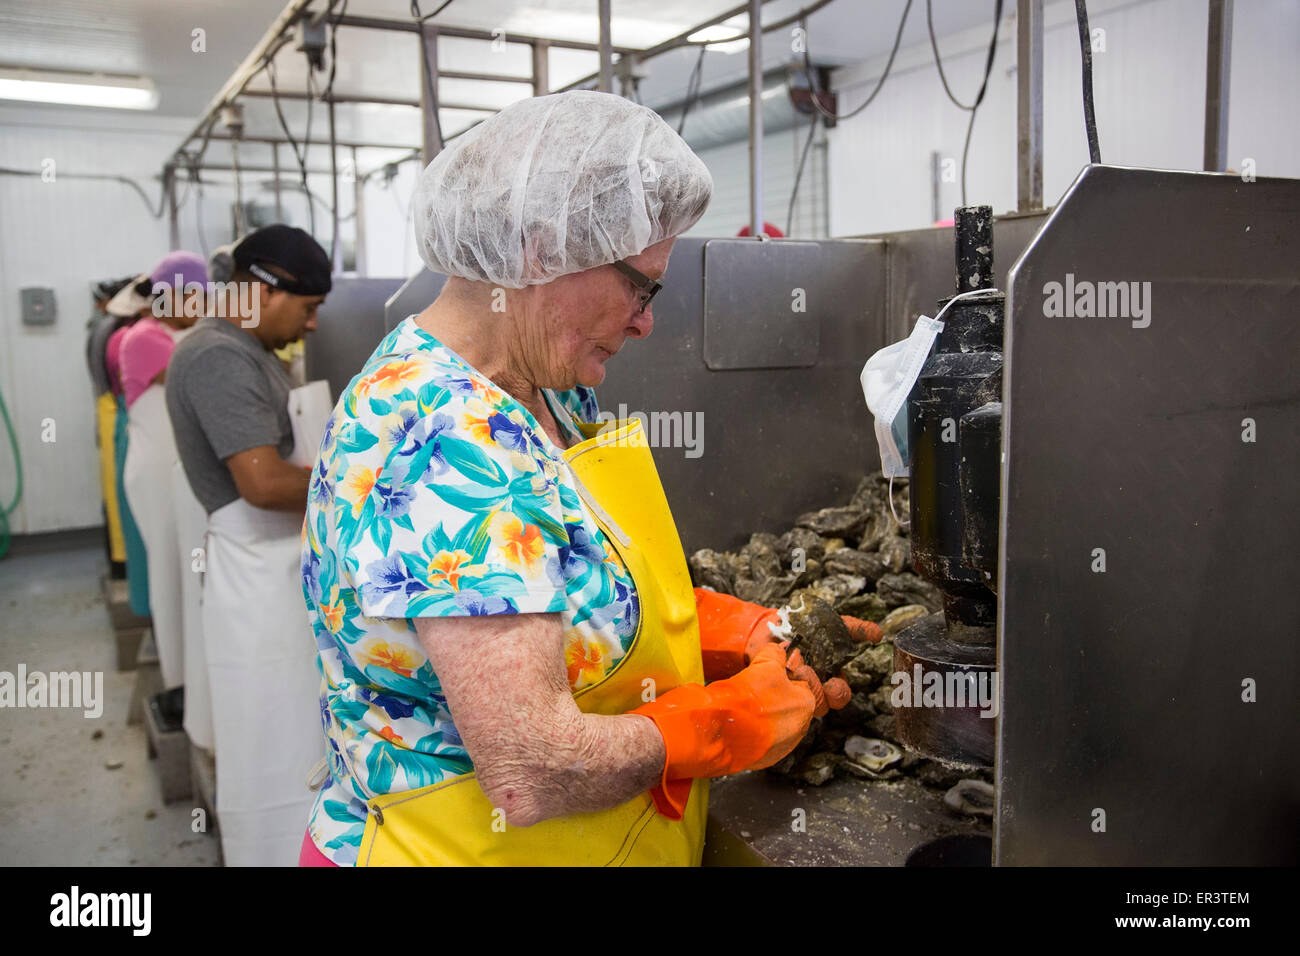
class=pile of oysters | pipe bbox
[687,473,994,809]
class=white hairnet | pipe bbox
[413,90,713,288]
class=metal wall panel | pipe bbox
[596,236,888,554]
[996,166,1300,865]
[855,213,1048,342]
[385,268,447,333]
[304,276,406,400]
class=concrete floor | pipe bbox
[0,541,220,866]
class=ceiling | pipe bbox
[0,0,1002,174]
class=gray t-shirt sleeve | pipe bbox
[180,345,285,460]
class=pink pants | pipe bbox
[299,830,339,867]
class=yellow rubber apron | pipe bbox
[97,392,127,564]
[352,410,708,867]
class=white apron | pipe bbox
[202,380,332,867]
[124,385,185,689]
[173,461,213,749]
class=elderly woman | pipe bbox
[299,91,845,867]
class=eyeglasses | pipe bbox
[611,260,662,315]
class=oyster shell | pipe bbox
[776,526,825,565]
[834,591,888,620]
[792,752,838,786]
[875,572,943,611]
[687,548,738,594]
[785,594,859,679]
[739,532,781,580]
[877,536,911,574]
[881,604,930,636]
[943,779,996,818]
[794,505,867,538]
[858,509,899,552]
[823,548,887,583]
[843,736,903,773]
[842,642,895,691]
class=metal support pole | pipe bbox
[598,0,613,93]
[272,142,284,221]
[420,23,443,164]
[329,98,341,272]
[352,146,366,276]
[929,151,942,224]
[1016,0,1043,212]
[232,139,245,235]
[1203,0,1233,171]
[166,165,180,248]
[748,0,763,236]
[532,40,550,96]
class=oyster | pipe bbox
[875,572,943,611]
[739,532,781,580]
[943,779,996,818]
[842,642,895,691]
[858,510,899,552]
[843,736,903,773]
[776,526,825,565]
[820,536,847,555]
[823,548,887,583]
[834,591,888,620]
[881,604,930,636]
[784,594,859,679]
[687,548,738,594]
[792,752,838,787]
[794,505,867,538]
[877,536,911,574]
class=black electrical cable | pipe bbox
[267,56,316,235]
[786,110,820,237]
[958,0,1004,205]
[410,0,453,22]
[803,0,913,121]
[676,44,708,136]
[1073,0,1101,163]
[927,0,977,111]
[325,0,350,101]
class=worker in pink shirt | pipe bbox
[121,252,207,696]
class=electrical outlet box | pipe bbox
[20,287,56,326]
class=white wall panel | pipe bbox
[0,109,195,534]
[828,0,1300,237]
[688,119,828,239]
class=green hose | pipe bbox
[0,384,23,560]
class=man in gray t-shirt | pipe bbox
[167,316,298,513]
[166,226,330,514]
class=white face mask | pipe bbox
[860,291,989,477]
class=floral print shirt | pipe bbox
[300,317,640,865]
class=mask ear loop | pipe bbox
[886,288,999,534]
[889,474,908,530]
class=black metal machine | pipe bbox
[893,205,1004,770]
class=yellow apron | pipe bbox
[97,391,126,563]
[353,415,708,866]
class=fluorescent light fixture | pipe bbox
[0,67,159,110]
[686,24,749,54]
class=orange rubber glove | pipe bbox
[695,588,853,714]
[632,643,815,819]
[695,587,783,681]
